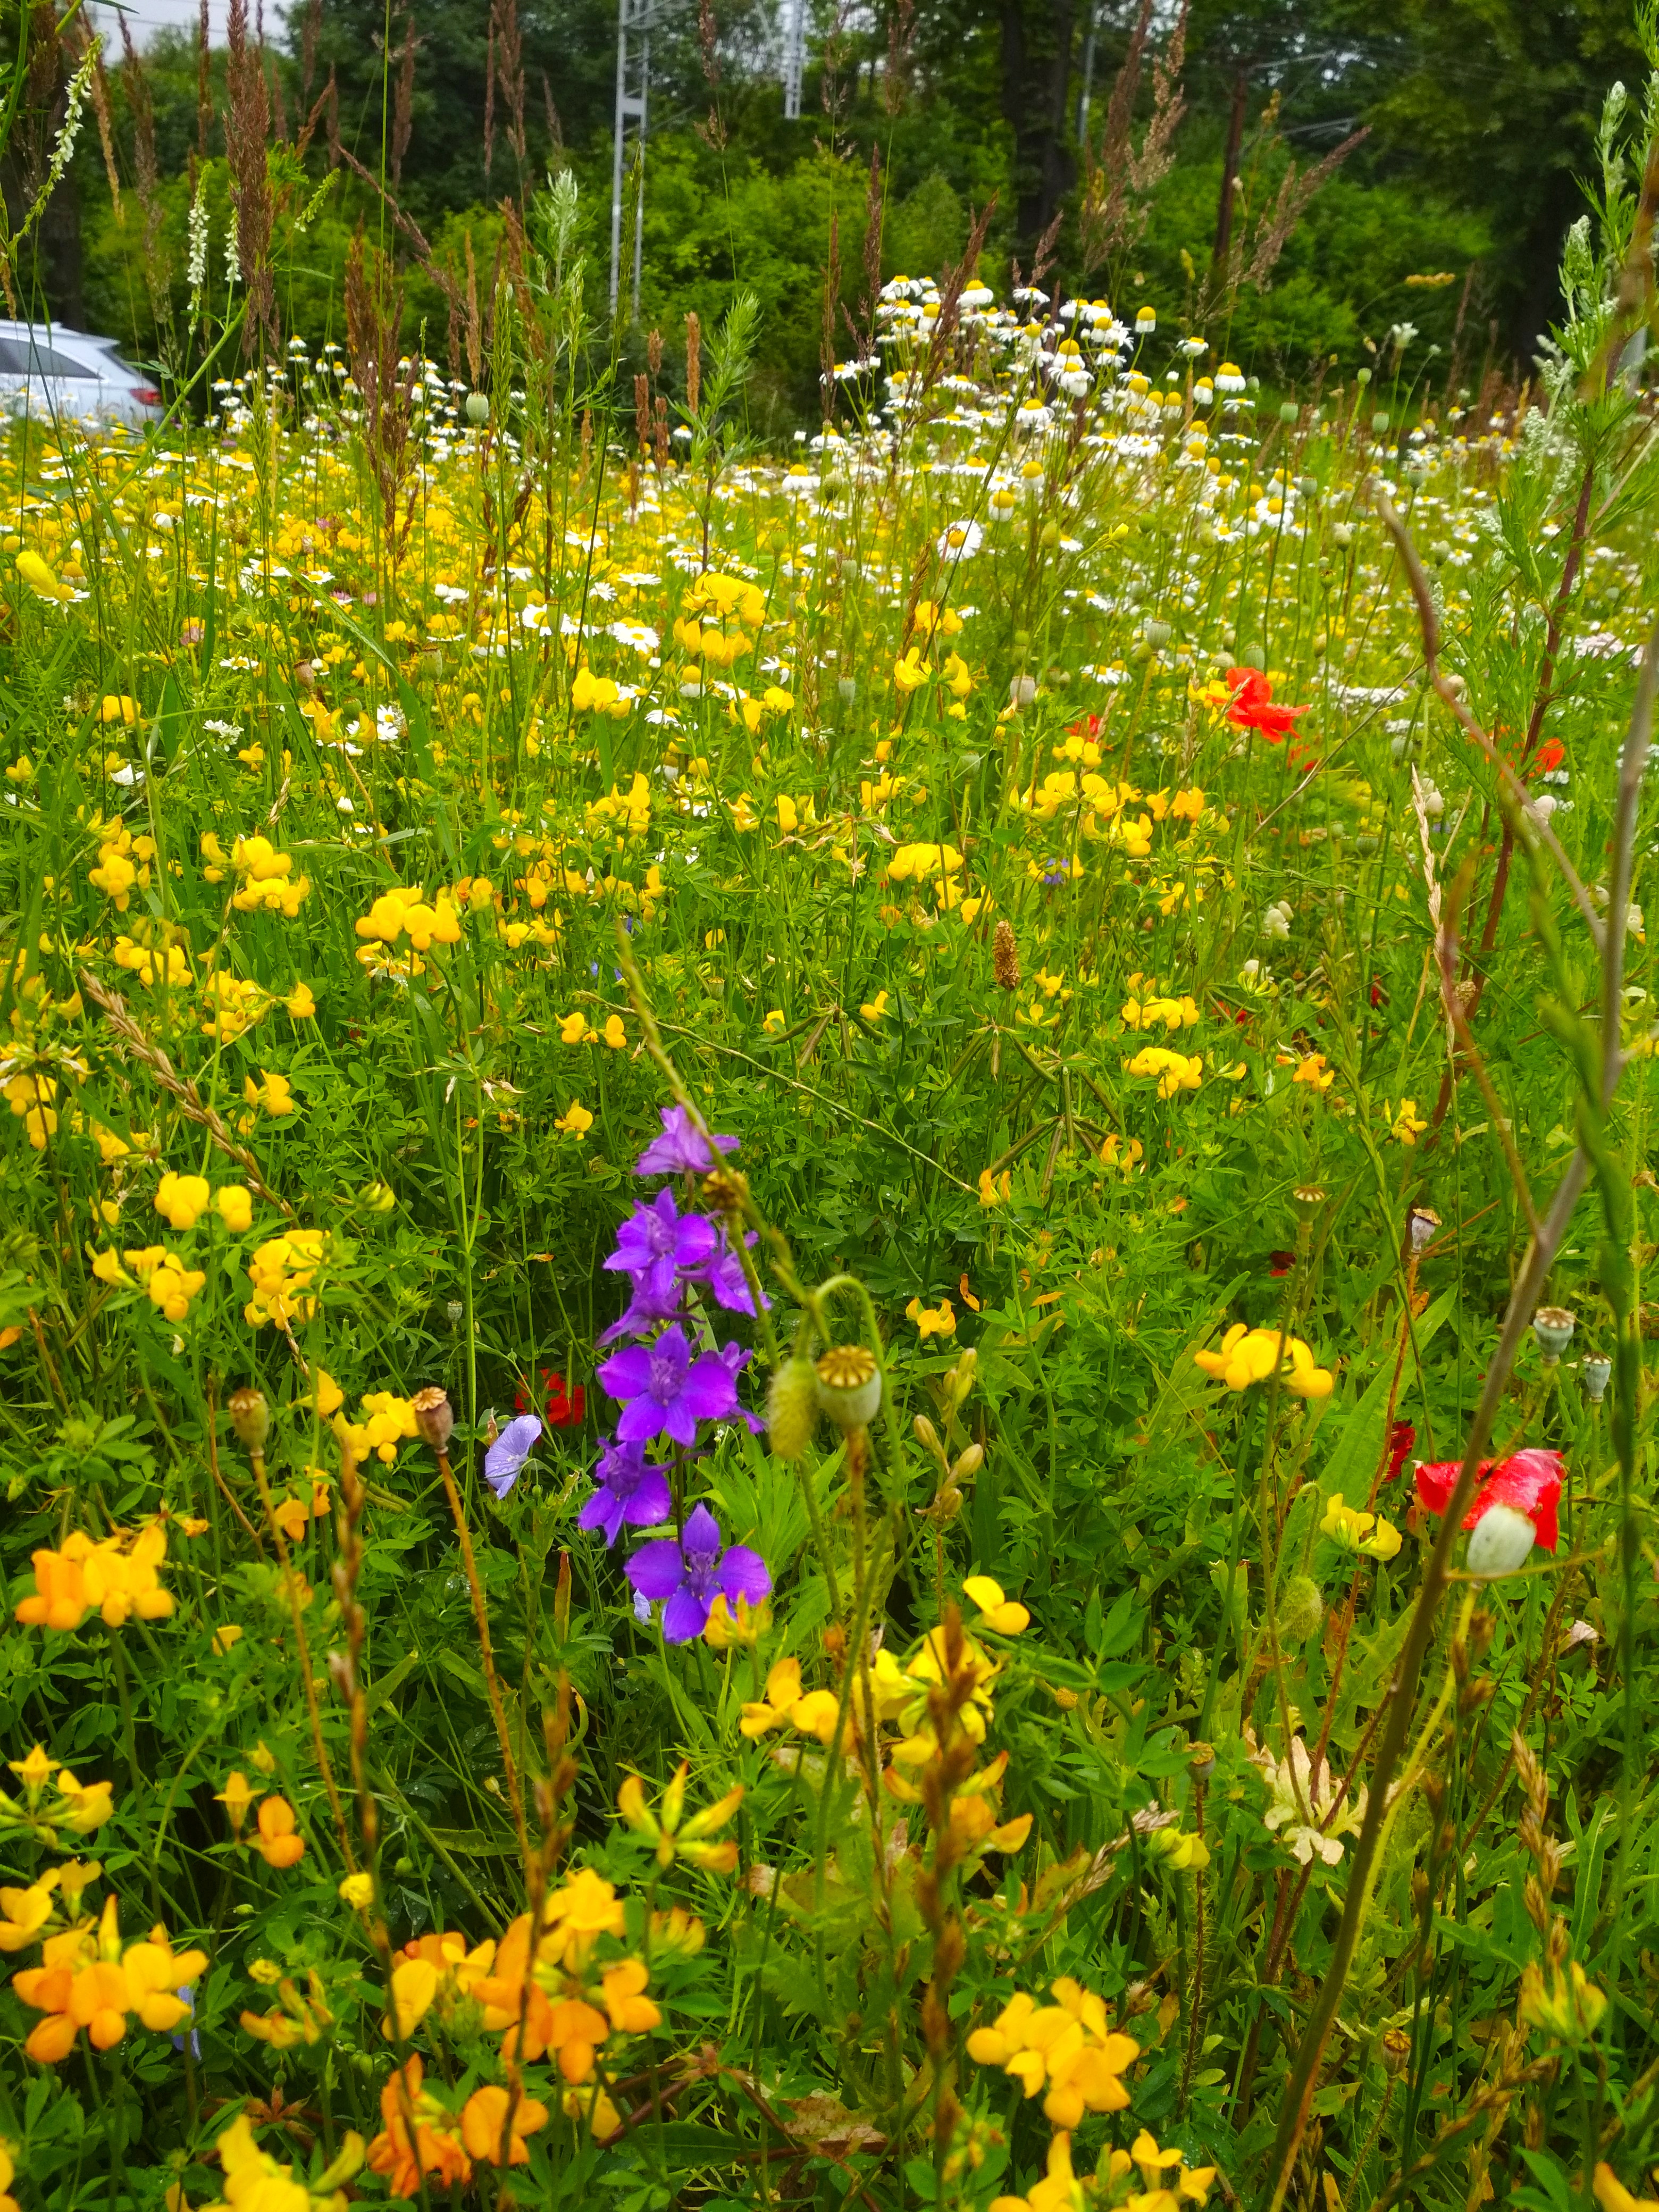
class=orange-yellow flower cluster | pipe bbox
[14,1522,173,1631]
[10,1895,205,2063]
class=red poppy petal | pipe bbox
[1413,1457,1471,1518]
[1475,1449,1563,1552]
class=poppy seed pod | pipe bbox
[228,1387,270,1454]
[1465,1502,1537,1579]
[1532,1306,1575,1365]
[814,1344,882,1432]
[411,1386,455,1451]
[1280,1573,1324,1642]
[766,1357,818,1462]
[465,392,489,425]
[1408,1205,1440,1251]
[1581,1354,1612,1403]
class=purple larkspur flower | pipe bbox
[718,1340,765,1435]
[625,1501,770,1643]
[484,1413,542,1499]
[597,1322,738,1446]
[604,1187,718,1308]
[580,1434,673,1546]
[597,1270,686,1345]
[693,1226,769,1317]
[635,1104,740,1178]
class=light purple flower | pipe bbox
[484,1414,541,1499]
[598,1323,738,1446]
[625,1502,771,1643]
[604,1188,719,1308]
[580,1434,673,1546]
[635,1104,739,1177]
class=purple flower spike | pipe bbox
[580,1434,673,1546]
[604,1187,719,1308]
[484,1413,542,1499]
[625,1502,771,1643]
[635,1104,739,1178]
[598,1323,738,1447]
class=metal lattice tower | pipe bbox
[610,0,653,316]
[781,0,806,120]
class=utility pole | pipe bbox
[610,0,652,316]
[782,0,806,119]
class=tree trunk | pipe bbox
[1212,65,1249,272]
[1000,0,1078,266]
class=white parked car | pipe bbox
[0,322,164,426]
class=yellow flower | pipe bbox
[214,1185,254,1233]
[616,1762,744,1873]
[1595,2165,1659,2212]
[99,694,140,725]
[601,1015,626,1049]
[979,1167,1012,1206]
[1125,1046,1203,1098]
[1292,1052,1335,1091]
[339,1871,375,1909]
[244,1070,295,1117]
[156,1173,212,1233]
[1194,1323,1333,1399]
[1320,1492,1402,1561]
[861,991,890,1022]
[16,548,69,601]
[1390,1097,1428,1144]
[763,1009,786,1034]
[964,1576,1029,1634]
[1519,1958,1606,2043]
[906,1296,957,1340]
[554,1100,594,1138]
[560,1009,591,1044]
[968,1976,1139,2126]
[893,647,933,693]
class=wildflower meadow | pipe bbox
[3,5,1659,2211]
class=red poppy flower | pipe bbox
[1067,713,1104,740]
[1383,1421,1415,1484]
[1268,1250,1296,1278]
[1529,736,1565,776]
[543,1369,585,1427]
[513,1369,586,1427]
[1413,1447,1562,1551]
[1226,667,1308,745]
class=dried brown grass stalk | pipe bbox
[1078,0,1188,276]
[77,967,295,1214]
[226,0,276,352]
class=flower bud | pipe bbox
[766,1356,819,1462]
[1280,1573,1324,1642]
[411,1386,455,1451]
[1379,2026,1412,2076]
[951,1442,984,1482]
[913,1413,941,1457]
[1465,1502,1537,1579]
[1531,1306,1575,1365]
[1581,1354,1611,1403]
[228,1387,270,1454]
[465,391,490,425]
[815,1345,882,1432]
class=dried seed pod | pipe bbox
[412,1386,454,1450]
[228,1387,270,1453]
